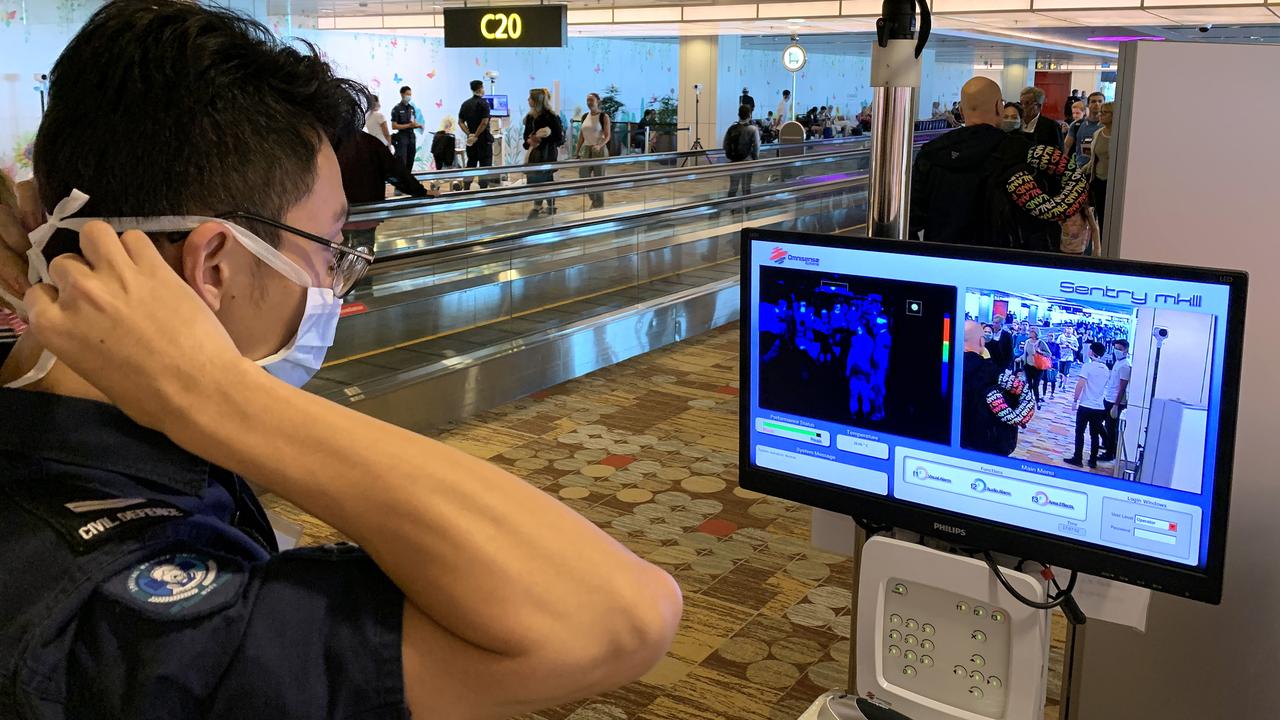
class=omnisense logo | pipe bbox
[1059,281,1203,308]
[770,246,821,267]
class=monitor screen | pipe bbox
[740,229,1247,603]
[484,94,509,118]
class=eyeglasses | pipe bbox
[219,212,374,299]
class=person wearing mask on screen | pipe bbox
[390,84,422,172]
[0,3,682,717]
[1065,92,1105,168]
[523,87,564,219]
[364,95,391,148]
[575,92,612,209]
[1100,339,1132,462]
[1019,86,1063,150]
[1066,342,1112,468]
[458,79,494,190]
[775,89,791,128]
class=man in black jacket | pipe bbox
[1019,86,1063,150]
[909,77,1033,247]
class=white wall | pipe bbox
[1078,40,1280,719]
[1070,70,1102,95]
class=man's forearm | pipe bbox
[168,360,680,661]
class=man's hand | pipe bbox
[23,221,249,431]
[0,179,42,314]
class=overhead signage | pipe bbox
[782,44,808,73]
[443,5,568,48]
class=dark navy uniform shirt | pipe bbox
[390,101,416,141]
[0,388,408,719]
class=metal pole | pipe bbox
[866,0,930,242]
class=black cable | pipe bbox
[982,551,1084,622]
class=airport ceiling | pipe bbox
[275,1,1280,63]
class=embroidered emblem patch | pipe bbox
[124,554,232,612]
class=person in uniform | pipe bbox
[389,85,421,172]
[458,79,495,189]
[0,3,682,719]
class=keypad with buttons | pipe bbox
[881,578,1012,719]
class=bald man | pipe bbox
[961,319,1019,455]
[908,76,1035,247]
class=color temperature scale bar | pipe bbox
[941,313,952,395]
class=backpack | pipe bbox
[723,122,752,162]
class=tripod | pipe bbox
[681,86,706,167]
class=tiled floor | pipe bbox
[263,323,1065,720]
[1009,369,1121,479]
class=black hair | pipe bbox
[400,85,412,95]
[1113,339,1130,350]
[1090,341,1106,358]
[738,104,751,120]
[1087,91,1106,102]
[470,79,484,92]
[35,0,367,247]
[782,89,791,97]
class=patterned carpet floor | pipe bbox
[263,323,1064,720]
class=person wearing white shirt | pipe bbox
[774,89,792,128]
[1100,339,1132,461]
[1065,341,1111,468]
[364,96,392,147]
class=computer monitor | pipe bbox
[740,228,1248,603]
[484,94,509,118]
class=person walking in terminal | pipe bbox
[1086,101,1116,234]
[724,104,761,199]
[458,79,494,189]
[523,87,565,218]
[575,92,612,209]
[1100,339,1132,462]
[390,84,422,171]
[1065,92,1105,168]
[1066,342,1113,468]
[1021,327,1052,409]
[0,3,682,717]
[774,89,792,128]
[1019,86,1064,150]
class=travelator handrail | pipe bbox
[406,133,874,185]
[353,130,946,228]
[358,144,878,262]
[365,133,936,275]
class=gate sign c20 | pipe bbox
[782,44,808,73]
[443,5,568,48]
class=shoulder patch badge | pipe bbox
[109,552,245,619]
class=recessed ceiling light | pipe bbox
[788,18,807,23]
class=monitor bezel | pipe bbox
[484,94,510,118]
[738,227,1248,604]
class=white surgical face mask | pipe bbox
[1,190,341,390]
[1001,119,1022,132]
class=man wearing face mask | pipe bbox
[0,3,682,719]
[1100,339,1132,462]
[909,77,1034,247]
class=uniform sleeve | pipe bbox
[64,544,409,720]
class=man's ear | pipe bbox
[180,222,237,312]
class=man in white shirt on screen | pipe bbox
[774,89,791,128]
[1100,339,1132,461]
[1065,341,1111,469]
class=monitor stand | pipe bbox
[799,535,1055,720]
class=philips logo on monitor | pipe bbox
[769,246,820,267]
[1058,281,1203,308]
[932,522,967,537]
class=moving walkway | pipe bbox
[312,133,940,430]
